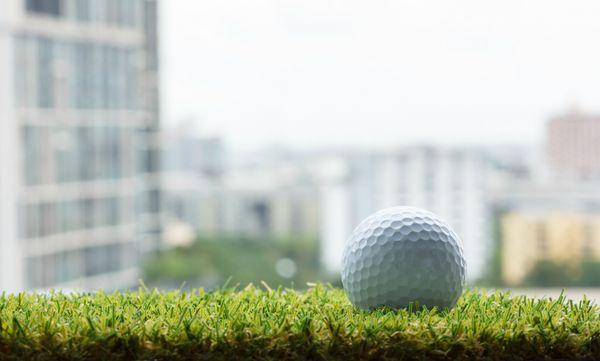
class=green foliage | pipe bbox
[522,261,574,287]
[0,285,598,360]
[143,235,335,289]
[579,260,600,286]
[524,259,600,287]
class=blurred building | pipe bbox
[162,134,319,242]
[161,127,226,234]
[492,182,600,285]
[162,125,226,179]
[547,109,600,181]
[196,163,321,241]
[0,0,161,291]
[501,211,600,286]
[320,146,492,280]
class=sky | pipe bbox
[161,0,600,150]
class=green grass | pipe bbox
[0,284,599,360]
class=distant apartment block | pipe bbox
[162,138,321,243]
[178,167,320,241]
[501,211,600,286]
[320,146,491,280]
[0,0,160,291]
[547,109,600,181]
[161,129,226,233]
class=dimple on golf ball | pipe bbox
[341,206,466,310]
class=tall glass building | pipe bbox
[0,0,161,291]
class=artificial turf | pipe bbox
[0,284,598,360]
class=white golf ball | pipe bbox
[341,206,466,310]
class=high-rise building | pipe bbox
[547,109,600,181]
[0,0,161,291]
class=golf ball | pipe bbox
[341,206,466,310]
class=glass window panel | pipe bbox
[76,0,90,23]
[42,254,57,287]
[26,0,61,17]
[107,243,121,271]
[67,249,83,280]
[78,127,94,180]
[26,257,43,289]
[39,202,57,236]
[57,201,67,233]
[65,200,82,231]
[25,203,39,239]
[74,43,93,109]
[37,37,54,108]
[105,197,118,226]
[22,126,41,185]
[56,251,69,283]
[83,198,94,228]
[126,49,138,109]
[148,188,160,213]
[84,245,108,276]
[108,126,121,178]
[92,126,103,178]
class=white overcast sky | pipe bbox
[161,0,600,149]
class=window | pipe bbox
[84,246,106,276]
[75,0,91,23]
[83,198,95,228]
[121,0,138,27]
[23,126,41,185]
[24,203,39,239]
[55,252,70,284]
[37,37,55,108]
[54,128,78,183]
[84,244,122,277]
[78,127,94,179]
[65,200,82,231]
[122,242,139,268]
[107,0,118,25]
[26,0,61,17]
[39,202,57,237]
[74,43,92,109]
[26,257,43,288]
[148,189,160,213]
[126,49,139,109]
[108,198,120,225]
[108,127,122,179]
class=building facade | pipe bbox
[162,138,321,244]
[501,211,600,286]
[547,109,600,181]
[177,167,321,242]
[0,0,160,291]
